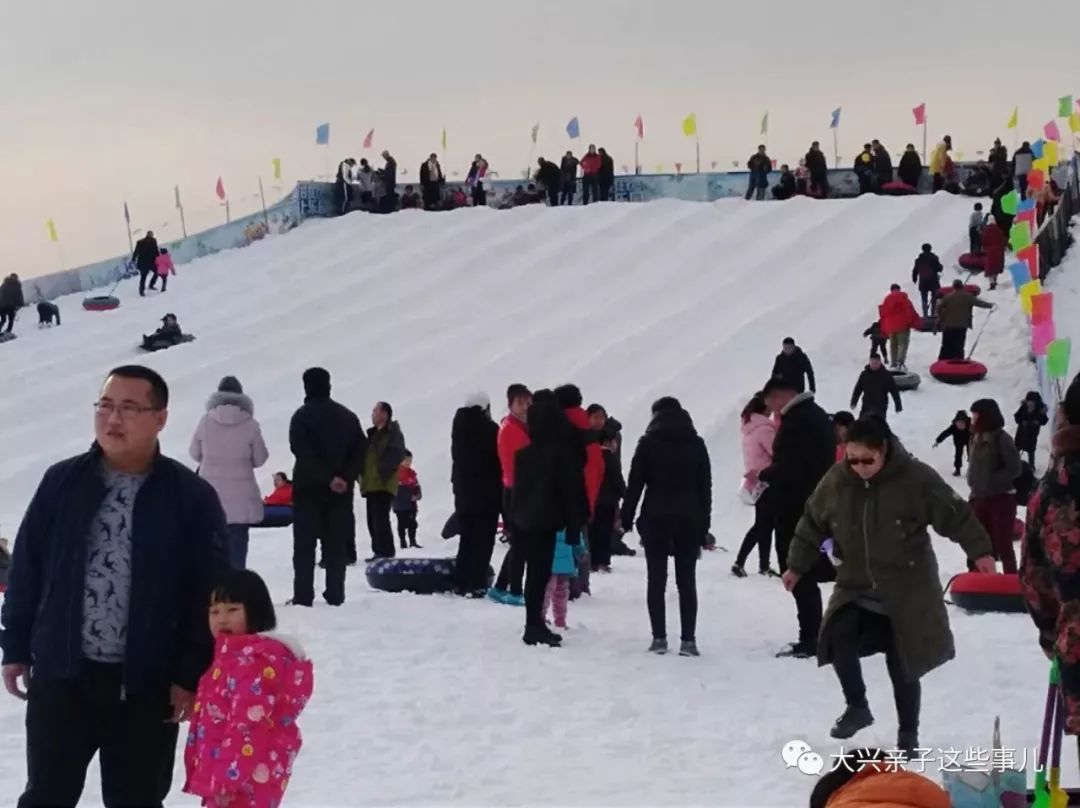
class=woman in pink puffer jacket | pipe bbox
[733,392,779,577]
[190,376,269,569]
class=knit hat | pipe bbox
[218,376,243,394]
[464,391,490,410]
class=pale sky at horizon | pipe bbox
[3,0,1080,279]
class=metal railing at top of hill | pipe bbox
[1034,151,1080,280]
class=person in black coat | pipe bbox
[451,393,503,596]
[773,164,796,200]
[560,151,579,206]
[592,427,625,572]
[132,231,160,297]
[419,154,445,211]
[898,144,922,188]
[756,378,837,658]
[746,145,772,201]
[380,151,398,213]
[911,243,944,317]
[934,409,972,476]
[0,273,25,333]
[1014,391,1049,467]
[536,158,562,207]
[805,142,829,197]
[511,397,587,647]
[850,354,903,421]
[598,147,615,201]
[988,139,1009,188]
[771,337,816,394]
[621,398,712,657]
[288,367,367,606]
[872,140,893,189]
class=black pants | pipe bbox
[138,266,153,296]
[829,604,921,733]
[396,509,418,548]
[590,504,616,569]
[969,226,982,254]
[939,327,967,360]
[560,188,575,206]
[1018,174,1028,199]
[599,180,612,201]
[519,528,557,629]
[776,502,824,648]
[495,488,526,595]
[547,186,559,207]
[19,663,178,808]
[644,543,698,642]
[293,494,353,605]
[735,486,774,570]
[953,444,966,473]
[472,184,486,207]
[422,184,441,210]
[933,173,944,192]
[0,306,15,332]
[455,511,499,593]
[1024,448,1036,467]
[582,176,599,204]
[870,337,888,363]
[366,492,396,559]
[919,288,936,318]
[811,174,829,197]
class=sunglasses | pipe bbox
[846,456,878,467]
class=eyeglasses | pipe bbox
[846,456,878,467]
[93,401,158,418]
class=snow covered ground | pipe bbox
[0,197,1075,806]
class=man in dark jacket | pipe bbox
[805,141,829,197]
[850,354,903,421]
[597,147,616,201]
[621,398,712,656]
[289,367,367,605]
[452,393,503,596]
[772,164,796,200]
[911,243,944,317]
[512,397,587,647]
[132,230,160,296]
[536,158,562,207]
[1,365,226,807]
[746,145,771,201]
[936,280,994,360]
[419,153,445,211]
[898,144,923,188]
[560,151,579,206]
[0,273,25,333]
[1013,141,1034,198]
[756,377,837,658]
[381,151,398,213]
[872,140,893,190]
[771,337,816,394]
[988,138,1009,188]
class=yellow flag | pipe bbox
[1007,106,1018,129]
[682,113,697,137]
[45,218,58,242]
[441,127,447,150]
[1071,113,1080,134]
[1033,157,1051,175]
[655,163,664,173]
[272,158,282,181]
[1044,141,1059,166]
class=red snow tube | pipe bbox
[915,316,937,333]
[930,359,987,384]
[936,284,981,298]
[958,253,987,272]
[880,180,918,196]
[948,572,1025,613]
[83,295,120,311]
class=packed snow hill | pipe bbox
[0,195,1074,807]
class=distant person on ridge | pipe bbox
[805,141,829,197]
[854,144,875,195]
[380,151,398,213]
[335,157,357,214]
[771,337,816,394]
[560,151,579,206]
[132,230,160,297]
[598,147,615,201]
[0,273,25,334]
[467,154,489,207]
[935,280,994,361]
[580,144,602,205]
[1013,141,1034,198]
[988,138,1010,189]
[872,139,893,190]
[419,153,445,211]
[772,164,796,200]
[898,144,922,188]
[355,158,375,209]
[929,135,953,193]
[746,144,771,201]
[911,243,944,318]
[536,158,562,207]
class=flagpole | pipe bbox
[695,135,701,174]
[125,211,134,254]
[833,127,839,169]
[922,114,928,164]
[176,186,188,238]
[223,200,231,224]
[258,177,269,226]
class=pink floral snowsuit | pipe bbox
[185,633,314,808]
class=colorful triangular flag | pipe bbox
[362,128,374,149]
[1044,120,1061,141]
[272,158,282,181]
[566,117,580,139]
[830,107,842,129]
[315,123,330,145]
[912,103,926,126]
[634,114,644,140]
[1007,106,1018,129]
[45,218,58,242]
[215,177,226,201]
[441,127,447,151]
[1059,95,1074,118]
[682,113,697,137]
[1071,113,1080,134]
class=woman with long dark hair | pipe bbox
[733,392,778,577]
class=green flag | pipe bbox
[1059,95,1074,117]
[1047,338,1072,379]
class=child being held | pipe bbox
[184,570,313,808]
[968,202,985,254]
[861,321,888,364]
[934,410,972,476]
[543,529,586,630]
[393,451,422,550]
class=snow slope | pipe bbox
[0,197,1073,807]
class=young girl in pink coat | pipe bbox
[185,570,314,808]
[154,248,176,291]
[733,392,779,577]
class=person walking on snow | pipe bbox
[911,243,944,318]
[361,402,407,560]
[189,376,269,570]
[598,147,615,201]
[560,151,579,206]
[393,452,422,549]
[746,145,771,200]
[968,203,986,255]
[132,230,160,297]
[771,337,816,394]
[850,353,903,422]
[153,248,175,292]
[491,384,533,605]
[733,392,778,577]
[451,392,503,597]
[898,144,922,188]
[419,153,445,211]
[1014,391,1049,468]
[0,273,25,333]
[981,219,1006,290]
[580,145,602,205]
[784,416,994,755]
[967,398,1022,574]
[879,283,921,370]
[935,280,994,361]
[934,410,972,477]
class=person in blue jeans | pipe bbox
[746,145,772,201]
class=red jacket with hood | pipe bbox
[878,290,922,337]
[565,406,604,517]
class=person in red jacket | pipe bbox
[878,284,922,371]
[490,384,533,605]
[554,384,604,519]
[981,220,1006,290]
[264,471,294,506]
[580,145,602,206]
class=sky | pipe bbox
[2,0,1079,279]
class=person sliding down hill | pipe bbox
[771,337,816,394]
[911,243,943,318]
[850,354,903,423]
[141,313,184,351]
[879,283,921,371]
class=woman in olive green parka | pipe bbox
[361,401,407,559]
[784,417,994,755]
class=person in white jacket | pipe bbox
[190,376,269,569]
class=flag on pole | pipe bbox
[1007,106,1019,129]
[830,107,841,129]
[634,114,644,140]
[315,123,330,145]
[215,177,226,201]
[272,158,282,180]
[1045,120,1062,142]
[362,128,374,149]
[123,201,130,225]
[441,127,447,151]
[566,116,580,139]
[1071,113,1080,134]
[912,103,926,126]
[760,111,769,136]
[682,113,697,137]
[174,185,182,209]
[530,122,540,144]
[45,218,58,242]
[1059,95,1074,118]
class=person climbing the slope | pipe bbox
[1014,391,1049,469]
[878,283,921,371]
[981,219,1006,291]
[733,391,778,578]
[771,337,816,394]
[850,354,903,422]
[933,410,972,477]
[152,248,175,293]
[936,280,994,360]
[911,243,944,318]
[0,273,25,334]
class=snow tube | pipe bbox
[930,359,987,384]
[880,180,918,196]
[915,316,937,333]
[947,572,1025,613]
[889,370,921,391]
[83,295,120,311]
[366,557,494,595]
[256,505,293,528]
[139,333,196,352]
[0,333,16,345]
[936,284,981,298]
[957,253,986,272]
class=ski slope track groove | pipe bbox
[0,196,1073,806]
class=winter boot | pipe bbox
[523,626,562,647]
[410,541,422,549]
[648,638,668,655]
[679,640,700,657]
[486,588,509,605]
[504,593,526,607]
[759,567,780,578]
[775,642,816,659]
[897,730,919,759]
[829,704,874,740]
[730,564,748,578]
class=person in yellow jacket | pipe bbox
[929,135,953,192]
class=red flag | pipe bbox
[912,103,926,126]
[362,128,374,149]
[674,162,682,174]
[215,177,226,201]
[634,115,644,140]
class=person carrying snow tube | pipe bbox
[935,280,993,360]
[784,416,994,756]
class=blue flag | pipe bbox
[1007,262,1030,292]
[566,116,580,139]
[1031,139,1044,159]
[830,107,841,129]
[315,123,330,145]
[1018,198,1037,213]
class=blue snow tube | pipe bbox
[365,557,494,595]
[257,505,293,528]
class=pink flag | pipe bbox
[912,103,926,126]
[674,162,682,174]
[634,115,644,140]
[215,177,226,201]
[1044,120,1061,141]
[362,128,374,149]
[1032,320,1056,355]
